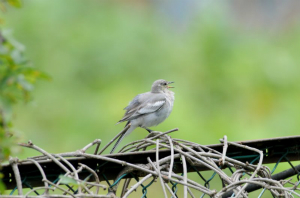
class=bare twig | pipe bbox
[122,174,152,198]
[81,139,101,153]
[156,139,168,197]
[166,135,174,179]
[27,159,49,194]
[221,135,228,166]
[165,183,177,197]
[9,157,23,195]
[78,163,106,193]
[19,141,70,173]
[4,129,299,198]
[220,140,264,197]
[24,187,54,197]
[121,178,131,197]
[43,179,76,198]
[181,151,188,198]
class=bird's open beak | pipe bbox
[167,81,174,88]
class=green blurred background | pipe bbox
[1,0,300,197]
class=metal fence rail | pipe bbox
[1,129,300,197]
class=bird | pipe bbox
[110,79,175,154]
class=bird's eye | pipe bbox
[162,82,167,86]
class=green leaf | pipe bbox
[17,74,33,91]
[58,175,78,185]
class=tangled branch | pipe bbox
[1,129,300,198]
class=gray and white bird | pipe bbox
[110,79,175,154]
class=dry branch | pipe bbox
[1,129,299,198]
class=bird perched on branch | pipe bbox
[110,79,175,154]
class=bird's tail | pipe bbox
[110,123,136,154]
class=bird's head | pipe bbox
[151,79,174,93]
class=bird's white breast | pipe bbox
[166,90,174,106]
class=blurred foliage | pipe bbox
[0,0,21,13]
[1,0,299,153]
[1,1,300,197]
[0,0,47,192]
[0,29,45,161]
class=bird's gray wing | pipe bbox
[117,93,166,123]
[116,93,145,124]
[123,93,144,111]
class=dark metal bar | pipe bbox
[1,136,300,190]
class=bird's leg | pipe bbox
[142,127,165,139]
[144,127,153,133]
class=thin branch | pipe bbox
[27,159,49,194]
[56,155,82,194]
[19,141,70,173]
[122,174,152,198]
[78,163,106,193]
[166,135,174,179]
[156,139,168,198]
[187,187,195,198]
[9,157,23,195]
[121,178,131,197]
[81,139,101,153]
[43,179,75,198]
[24,187,54,197]
[181,151,188,198]
[220,135,228,166]
[165,183,177,197]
